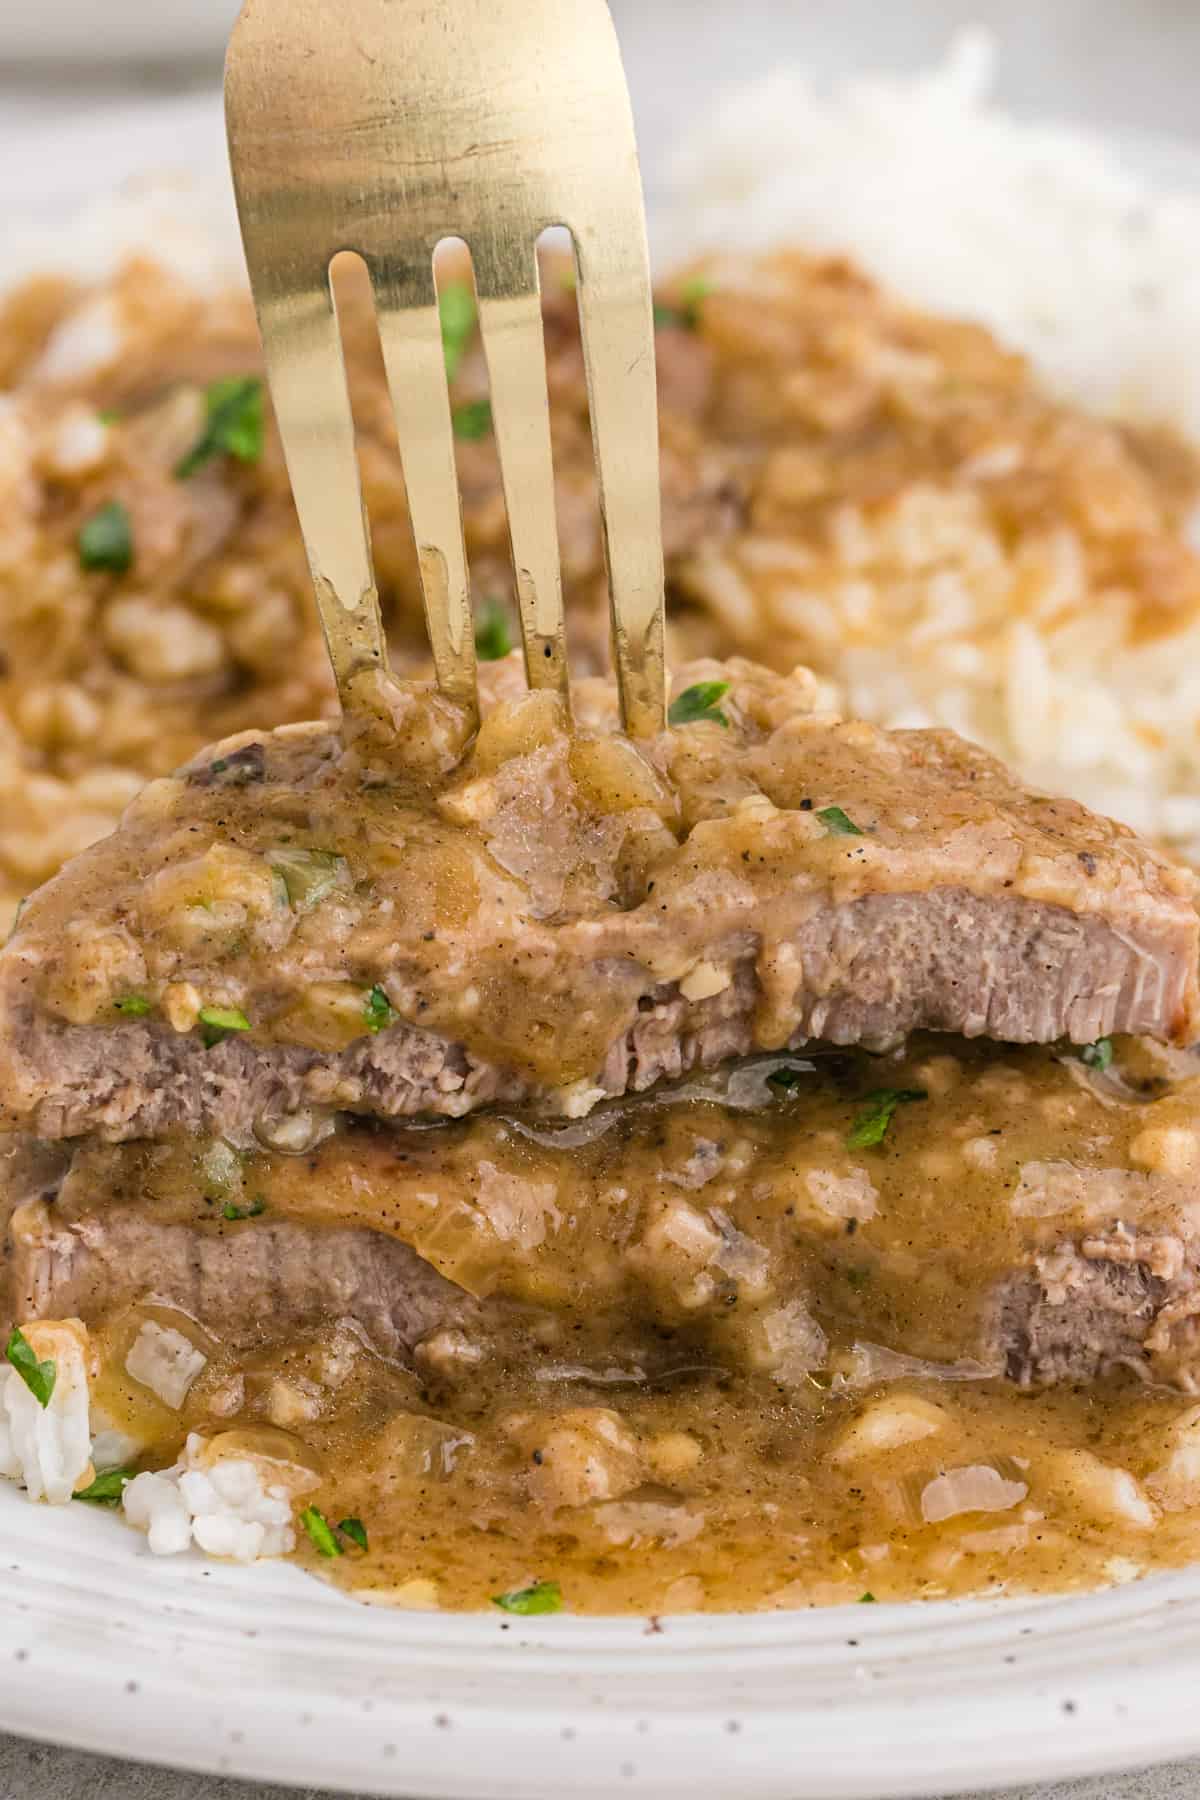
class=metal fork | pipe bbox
[225,0,665,735]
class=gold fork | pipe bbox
[225,0,666,736]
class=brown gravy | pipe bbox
[63,1031,1200,1612]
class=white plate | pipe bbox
[7,89,1200,1800]
[6,1480,1200,1800]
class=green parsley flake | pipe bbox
[668,681,729,728]
[364,985,394,1034]
[859,1592,877,1604]
[222,1197,266,1222]
[198,1004,251,1048]
[439,281,477,381]
[5,1326,56,1408]
[338,1516,369,1552]
[766,1063,809,1092]
[300,1506,342,1559]
[680,275,712,321]
[75,1468,133,1506]
[176,376,264,479]
[492,1579,563,1616]
[271,848,347,913]
[818,806,865,837]
[1080,1038,1114,1072]
[452,398,492,440]
[78,500,133,574]
[475,597,513,662]
[114,994,151,1017]
[653,276,712,331]
[846,1088,927,1150]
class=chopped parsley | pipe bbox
[271,847,347,913]
[1080,1037,1114,1072]
[364,985,394,1034]
[300,1505,342,1559]
[846,1088,927,1150]
[818,806,864,837]
[766,1063,808,1092]
[338,1516,369,1552]
[439,281,477,381]
[77,500,133,574]
[195,744,265,787]
[197,1004,251,1048]
[97,408,121,426]
[475,597,513,662]
[492,1579,563,1616]
[858,1592,877,1604]
[653,275,712,330]
[668,681,729,728]
[222,1196,266,1222]
[75,1468,133,1506]
[5,1326,55,1408]
[176,376,264,479]
[452,398,492,440]
[114,994,151,1017]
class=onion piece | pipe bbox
[832,1342,1001,1390]
[919,1461,1029,1524]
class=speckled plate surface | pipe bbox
[8,86,1200,1800]
[5,1482,1200,1799]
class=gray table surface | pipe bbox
[3,1736,1200,1800]
[6,1,1200,1795]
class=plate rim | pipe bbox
[4,1489,1200,1799]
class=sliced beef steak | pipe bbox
[7,1204,471,1360]
[1,1134,475,1360]
[989,1260,1170,1388]
[1,658,1195,1142]
[984,1159,1200,1388]
[12,1155,1200,1393]
[10,1032,1200,1391]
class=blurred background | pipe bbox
[7,0,1200,284]
[5,0,1200,152]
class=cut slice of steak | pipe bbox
[2,1141,475,1361]
[0,657,1195,1143]
[983,1158,1200,1389]
[989,1260,1169,1389]
[8,1031,1200,1391]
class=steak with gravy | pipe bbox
[0,658,1195,1145]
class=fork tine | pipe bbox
[244,256,389,695]
[372,255,479,724]
[572,222,666,737]
[472,238,568,703]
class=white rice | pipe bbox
[122,1433,298,1564]
[0,1323,302,1565]
[656,32,1200,862]
[2,173,241,299]
[663,28,1200,440]
[0,1321,95,1505]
